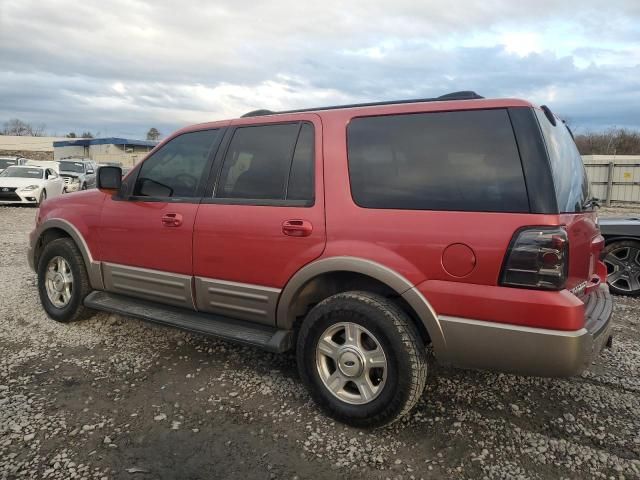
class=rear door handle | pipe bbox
[282,219,313,237]
[161,213,183,227]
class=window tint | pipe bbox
[134,129,218,198]
[347,109,529,212]
[216,123,301,200]
[286,123,315,201]
[535,109,590,213]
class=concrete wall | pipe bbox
[0,150,53,161]
[87,144,153,167]
[54,143,153,166]
[0,135,68,161]
[54,145,87,161]
[582,155,640,204]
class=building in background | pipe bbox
[0,135,68,161]
[53,138,157,166]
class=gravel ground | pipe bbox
[1,205,639,480]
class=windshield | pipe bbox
[535,109,590,213]
[59,161,86,173]
[0,167,43,179]
[0,159,17,169]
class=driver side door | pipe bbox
[97,128,224,309]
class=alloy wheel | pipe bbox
[45,256,73,308]
[605,245,640,293]
[315,322,387,405]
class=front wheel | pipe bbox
[603,240,640,296]
[37,238,92,322]
[36,190,46,206]
[297,291,427,428]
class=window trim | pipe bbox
[345,107,531,213]
[204,120,316,207]
[116,128,224,203]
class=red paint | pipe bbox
[33,96,604,333]
[192,114,326,287]
[441,243,476,277]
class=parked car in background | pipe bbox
[28,92,612,427]
[58,159,97,192]
[599,216,640,296]
[0,165,64,206]
[25,159,59,172]
[0,156,28,173]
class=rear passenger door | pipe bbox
[192,115,325,326]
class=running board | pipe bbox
[84,291,292,353]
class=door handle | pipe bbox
[161,213,183,227]
[282,219,313,237]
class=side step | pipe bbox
[84,291,292,353]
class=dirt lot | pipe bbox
[1,206,639,480]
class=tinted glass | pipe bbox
[0,159,16,169]
[59,161,85,173]
[134,129,218,198]
[535,110,590,213]
[217,123,300,200]
[0,167,43,178]
[347,109,529,212]
[287,123,314,201]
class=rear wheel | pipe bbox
[297,291,427,428]
[603,240,640,296]
[37,238,92,322]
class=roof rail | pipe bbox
[240,91,484,117]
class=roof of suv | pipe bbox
[177,91,537,138]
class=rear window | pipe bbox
[347,109,529,212]
[535,110,590,213]
[0,167,43,178]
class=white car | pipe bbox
[0,166,65,206]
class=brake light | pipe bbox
[500,227,568,290]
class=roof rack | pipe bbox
[241,91,484,117]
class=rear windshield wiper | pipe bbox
[582,197,600,210]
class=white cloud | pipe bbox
[0,0,639,136]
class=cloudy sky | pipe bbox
[1,0,639,139]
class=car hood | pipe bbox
[60,172,82,178]
[0,177,43,188]
[599,215,640,237]
[599,216,640,225]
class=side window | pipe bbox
[216,123,301,200]
[134,129,219,198]
[286,123,315,201]
[347,109,529,212]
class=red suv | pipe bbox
[28,91,613,427]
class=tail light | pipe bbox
[500,227,568,290]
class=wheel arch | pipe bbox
[276,256,445,350]
[603,235,640,245]
[32,219,104,290]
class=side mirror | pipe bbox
[97,166,122,190]
[86,168,94,174]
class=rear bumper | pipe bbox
[436,284,613,377]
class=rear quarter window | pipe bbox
[347,109,529,212]
[534,109,590,213]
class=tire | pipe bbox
[37,238,93,322]
[81,183,87,190]
[603,240,640,296]
[296,291,427,428]
[36,190,46,206]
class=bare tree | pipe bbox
[574,128,640,155]
[2,118,46,136]
[146,127,161,141]
[80,131,94,138]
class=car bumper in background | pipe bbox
[0,193,40,205]
[436,284,613,377]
